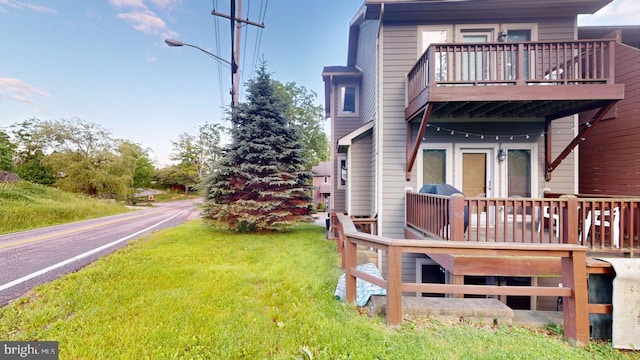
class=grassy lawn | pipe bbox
[0,181,129,234]
[0,222,635,359]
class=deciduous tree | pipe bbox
[0,130,15,172]
[273,81,329,167]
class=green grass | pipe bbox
[0,222,635,359]
[149,191,201,203]
[0,181,129,234]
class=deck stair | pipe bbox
[369,295,565,329]
[369,296,514,326]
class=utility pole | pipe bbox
[212,0,265,129]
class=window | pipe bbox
[422,149,446,184]
[339,85,358,115]
[338,156,347,189]
[507,149,532,197]
[417,144,452,189]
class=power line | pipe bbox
[250,0,268,79]
[212,0,225,106]
[212,0,265,115]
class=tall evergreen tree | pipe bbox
[202,63,312,232]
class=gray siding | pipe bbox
[538,17,578,194]
[379,23,416,238]
[331,82,362,213]
[356,20,379,125]
[538,17,575,41]
[545,116,578,194]
[350,133,373,216]
[377,17,580,236]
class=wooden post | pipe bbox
[561,195,579,244]
[562,249,589,346]
[337,221,346,269]
[452,274,464,298]
[449,193,466,241]
[516,43,525,86]
[386,246,403,327]
[344,234,358,306]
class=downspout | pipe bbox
[375,3,384,269]
[329,75,335,214]
[376,4,384,239]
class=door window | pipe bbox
[507,149,532,197]
[459,29,493,81]
[419,27,452,81]
[462,152,488,197]
[422,149,446,184]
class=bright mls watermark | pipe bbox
[1,341,58,359]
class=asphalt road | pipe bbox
[0,200,201,307]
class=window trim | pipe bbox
[338,155,347,190]
[416,143,453,189]
[338,84,359,117]
[417,25,453,58]
[499,142,539,198]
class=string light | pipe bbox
[419,124,555,140]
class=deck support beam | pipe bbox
[406,104,433,181]
[545,102,616,181]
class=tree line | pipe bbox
[0,78,329,210]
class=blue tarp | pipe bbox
[334,263,386,306]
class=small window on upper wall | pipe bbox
[339,85,358,116]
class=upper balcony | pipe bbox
[405,39,624,121]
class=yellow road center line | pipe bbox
[0,207,175,250]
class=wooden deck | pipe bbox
[405,39,624,121]
[406,192,640,255]
[333,213,591,346]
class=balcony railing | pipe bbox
[406,192,640,255]
[407,39,615,106]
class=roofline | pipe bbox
[337,121,374,153]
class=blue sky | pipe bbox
[1,0,637,166]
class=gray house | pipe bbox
[323,0,624,301]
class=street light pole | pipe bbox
[164,39,231,66]
[165,38,237,141]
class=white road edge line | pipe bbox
[0,210,188,293]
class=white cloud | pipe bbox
[147,0,181,10]
[117,9,166,35]
[146,56,156,62]
[110,0,181,39]
[0,77,51,112]
[0,0,56,14]
[162,29,178,40]
[108,0,146,9]
[578,0,640,26]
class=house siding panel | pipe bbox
[545,116,578,194]
[379,22,415,239]
[331,82,362,213]
[350,134,373,216]
[580,43,640,195]
[537,17,575,41]
[357,20,379,125]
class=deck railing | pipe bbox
[336,213,590,346]
[406,192,640,255]
[407,39,615,105]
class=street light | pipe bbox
[165,38,238,139]
[164,39,231,67]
